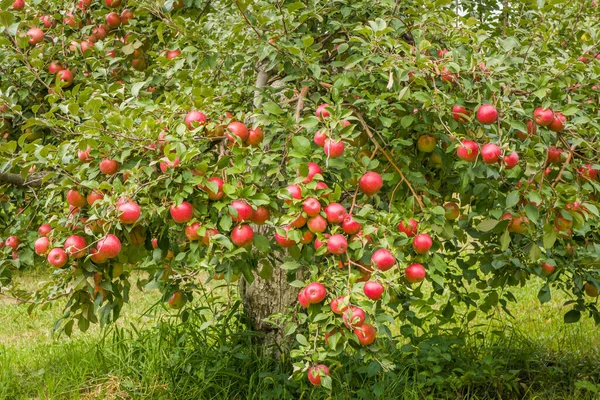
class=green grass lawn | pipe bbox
[1,268,599,399]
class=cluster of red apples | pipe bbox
[15,0,184,89]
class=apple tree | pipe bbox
[0,0,599,389]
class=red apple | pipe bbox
[413,233,432,254]
[185,222,201,241]
[87,190,104,206]
[290,214,307,228]
[298,288,310,307]
[302,162,322,184]
[99,158,119,175]
[34,237,50,256]
[585,282,599,297]
[549,112,566,132]
[65,235,87,258]
[540,262,555,276]
[275,226,296,248]
[324,139,345,158]
[307,365,330,387]
[226,121,249,144]
[231,225,254,247]
[302,198,321,217]
[330,296,348,314]
[5,236,20,250]
[57,69,73,87]
[358,171,383,196]
[167,291,185,309]
[324,203,346,224]
[105,12,121,29]
[120,9,134,24]
[304,282,326,304]
[300,231,314,244]
[555,214,573,232]
[117,201,140,224]
[47,248,68,268]
[97,234,121,258]
[307,215,327,233]
[343,307,365,328]
[12,0,24,10]
[315,103,331,120]
[444,202,460,220]
[166,49,181,60]
[327,234,348,255]
[27,28,44,45]
[417,135,436,153]
[78,146,93,162]
[170,201,193,223]
[49,61,64,75]
[476,104,498,125]
[38,223,52,237]
[353,323,376,346]
[247,127,263,146]
[503,151,519,169]
[457,140,479,162]
[452,105,470,123]
[398,219,418,237]
[285,184,302,204]
[251,206,270,224]
[185,111,207,130]
[229,200,253,222]
[481,143,501,164]
[204,177,224,200]
[578,164,598,181]
[371,249,395,271]
[363,281,384,300]
[533,107,554,126]
[202,229,218,246]
[105,0,121,7]
[160,156,180,173]
[314,130,328,147]
[67,189,86,208]
[405,263,426,283]
[341,215,362,235]
[547,147,563,165]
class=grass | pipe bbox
[0,268,599,399]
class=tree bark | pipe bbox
[0,172,46,188]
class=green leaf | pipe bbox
[529,244,541,263]
[506,191,520,208]
[524,204,539,224]
[543,228,557,249]
[564,309,581,323]
[476,219,499,232]
[292,136,311,155]
[0,11,14,27]
[295,333,309,346]
[131,81,146,96]
[253,235,271,252]
[280,261,300,271]
[538,284,551,304]
[500,230,511,250]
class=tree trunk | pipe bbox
[240,268,298,355]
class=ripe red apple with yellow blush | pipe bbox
[476,104,498,124]
[363,281,384,300]
[359,172,383,196]
[457,140,479,162]
[231,225,254,247]
[405,263,426,283]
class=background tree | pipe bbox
[0,0,599,389]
